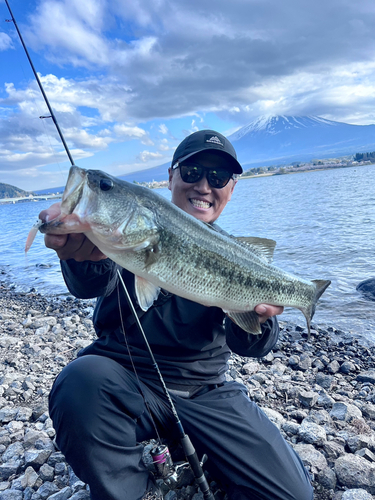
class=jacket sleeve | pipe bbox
[225,316,280,358]
[60,258,119,299]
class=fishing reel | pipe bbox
[150,443,209,491]
[151,444,175,480]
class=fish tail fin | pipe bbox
[300,279,331,340]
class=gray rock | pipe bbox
[362,403,375,420]
[70,492,90,500]
[312,358,325,371]
[340,361,355,374]
[20,467,39,489]
[328,360,341,374]
[2,442,24,463]
[298,356,312,371]
[259,408,285,429]
[35,481,59,499]
[355,448,375,462]
[341,489,373,499]
[288,355,300,368]
[293,443,328,473]
[47,486,72,500]
[357,371,375,384]
[335,454,375,493]
[282,421,300,435]
[298,420,327,446]
[24,448,51,468]
[242,362,260,375]
[316,373,334,389]
[330,402,363,422]
[298,390,319,408]
[0,408,18,424]
[323,441,346,461]
[0,490,23,500]
[0,463,21,482]
[317,391,335,408]
[55,462,67,476]
[38,464,54,482]
[317,466,337,489]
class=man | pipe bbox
[42,130,313,500]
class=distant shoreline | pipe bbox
[1,162,373,203]
[240,161,373,180]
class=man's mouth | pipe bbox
[190,198,212,209]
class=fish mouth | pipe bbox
[190,198,212,210]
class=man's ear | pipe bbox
[230,178,237,195]
[168,167,173,191]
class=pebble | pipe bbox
[2,281,375,499]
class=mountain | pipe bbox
[0,182,32,199]
[33,162,171,195]
[228,115,375,167]
[117,162,170,183]
[33,115,375,192]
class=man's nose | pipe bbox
[193,172,211,191]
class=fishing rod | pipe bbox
[117,271,215,500]
[4,0,75,166]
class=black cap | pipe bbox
[172,130,243,174]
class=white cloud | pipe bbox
[25,0,110,66]
[114,124,153,145]
[159,124,168,135]
[137,150,163,162]
[0,32,13,51]
[158,139,170,151]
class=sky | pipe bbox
[1,0,375,191]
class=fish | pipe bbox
[26,165,331,337]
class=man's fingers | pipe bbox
[44,234,69,251]
[254,304,284,324]
[39,202,62,223]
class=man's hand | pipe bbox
[254,304,284,324]
[39,203,107,262]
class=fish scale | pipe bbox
[28,166,331,337]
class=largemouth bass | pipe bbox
[27,166,331,337]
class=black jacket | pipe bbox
[61,257,279,386]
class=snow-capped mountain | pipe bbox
[228,115,375,167]
[107,115,375,185]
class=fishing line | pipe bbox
[116,270,215,499]
[116,282,163,444]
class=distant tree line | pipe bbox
[354,152,375,161]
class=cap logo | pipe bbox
[205,134,224,148]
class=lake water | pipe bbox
[1,165,374,342]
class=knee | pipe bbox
[49,355,145,427]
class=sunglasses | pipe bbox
[173,162,233,189]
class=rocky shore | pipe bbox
[1,278,375,500]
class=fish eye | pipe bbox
[100,178,114,191]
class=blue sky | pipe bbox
[1,0,375,191]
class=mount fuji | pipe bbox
[34,115,375,193]
[228,115,375,168]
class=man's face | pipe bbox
[168,151,237,224]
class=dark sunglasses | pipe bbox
[173,162,233,189]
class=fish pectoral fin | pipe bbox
[224,310,262,335]
[134,275,160,311]
[235,237,276,263]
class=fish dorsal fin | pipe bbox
[235,236,276,263]
[224,310,262,335]
[134,276,160,311]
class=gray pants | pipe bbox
[49,355,313,500]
